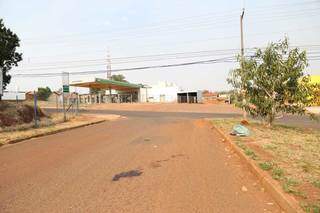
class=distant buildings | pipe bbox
[2,91,26,101]
[140,81,180,103]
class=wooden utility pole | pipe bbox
[240,9,245,59]
[240,8,247,120]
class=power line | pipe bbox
[12,56,237,78]
[11,54,320,78]
[15,44,320,71]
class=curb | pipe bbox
[4,119,106,145]
[212,124,304,213]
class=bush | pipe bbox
[37,87,52,101]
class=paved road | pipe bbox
[0,117,281,212]
[51,108,320,130]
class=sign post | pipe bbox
[62,72,69,122]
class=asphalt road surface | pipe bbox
[0,117,281,212]
[50,107,320,130]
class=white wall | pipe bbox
[139,87,148,103]
[2,91,26,100]
[147,82,179,103]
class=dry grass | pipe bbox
[212,119,320,212]
[0,114,121,146]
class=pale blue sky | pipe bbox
[1,0,320,92]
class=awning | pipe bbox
[70,78,142,91]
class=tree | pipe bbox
[228,38,313,126]
[37,87,52,101]
[0,19,22,99]
[111,74,127,82]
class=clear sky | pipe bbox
[1,0,320,93]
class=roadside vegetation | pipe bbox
[212,119,320,212]
[0,101,46,128]
[228,38,318,127]
[0,102,116,146]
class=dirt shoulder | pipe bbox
[212,119,320,212]
[0,114,121,146]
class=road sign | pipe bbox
[63,85,70,93]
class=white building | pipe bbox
[1,91,26,101]
[140,81,180,103]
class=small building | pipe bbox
[70,78,142,104]
[2,91,26,101]
[177,90,202,103]
[141,82,179,103]
[310,75,320,85]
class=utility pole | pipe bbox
[240,8,247,120]
[107,50,112,80]
[240,8,245,60]
[107,50,112,103]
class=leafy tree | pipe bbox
[0,19,22,99]
[111,74,127,82]
[228,38,313,126]
[37,87,52,101]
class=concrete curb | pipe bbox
[5,119,106,145]
[211,124,304,213]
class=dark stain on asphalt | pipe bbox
[149,162,162,168]
[156,159,170,163]
[112,170,143,181]
[171,154,185,158]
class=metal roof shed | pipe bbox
[70,78,142,91]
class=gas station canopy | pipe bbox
[70,78,142,91]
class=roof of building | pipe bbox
[310,75,320,84]
[70,78,142,91]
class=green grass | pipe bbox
[212,118,320,212]
[244,148,259,160]
[259,161,274,171]
[235,141,258,160]
[302,203,320,213]
[272,167,284,180]
[312,180,320,188]
[282,177,305,197]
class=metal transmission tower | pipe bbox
[107,51,112,79]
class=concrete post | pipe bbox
[187,93,189,103]
[109,88,112,103]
